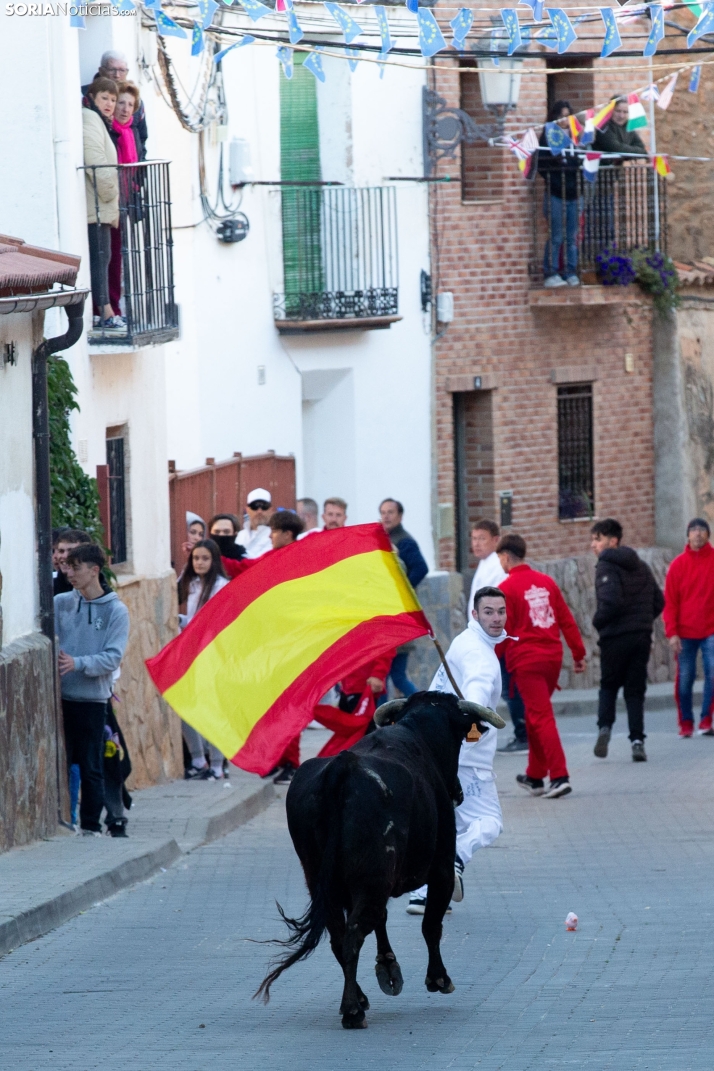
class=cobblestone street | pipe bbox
[1,708,713,1071]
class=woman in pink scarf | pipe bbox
[108,81,141,323]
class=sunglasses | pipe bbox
[248,501,271,511]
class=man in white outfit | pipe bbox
[407,586,507,914]
[467,519,506,615]
[236,488,274,558]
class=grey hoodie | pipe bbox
[54,589,130,701]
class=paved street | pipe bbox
[1,707,714,1071]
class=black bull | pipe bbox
[255,690,505,1028]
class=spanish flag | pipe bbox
[593,99,616,130]
[146,524,430,775]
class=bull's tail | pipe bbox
[254,750,358,1003]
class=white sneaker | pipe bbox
[566,274,580,287]
[544,274,567,288]
[80,829,102,837]
[452,857,465,903]
[406,896,426,915]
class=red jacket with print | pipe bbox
[499,563,586,672]
[341,651,394,696]
[663,542,714,639]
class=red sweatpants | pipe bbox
[513,661,568,782]
[277,734,300,769]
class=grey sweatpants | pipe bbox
[182,720,224,766]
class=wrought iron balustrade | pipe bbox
[274,185,399,325]
[531,159,668,284]
[83,160,179,346]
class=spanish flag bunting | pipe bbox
[568,114,584,142]
[653,154,671,176]
[146,525,431,775]
[593,99,616,130]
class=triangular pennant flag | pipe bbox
[450,8,473,50]
[277,45,294,78]
[689,65,702,92]
[683,0,703,14]
[417,9,447,57]
[406,0,418,11]
[656,72,678,109]
[506,127,538,160]
[69,11,85,26]
[155,11,188,38]
[580,109,595,145]
[115,0,135,11]
[238,0,271,19]
[643,3,664,56]
[345,47,360,71]
[304,49,326,82]
[583,152,602,182]
[593,99,616,129]
[536,23,558,47]
[214,35,255,63]
[545,8,577,52]
[143,0,161,10]
[275,0,287,9]
[191,21,204,54]
[198,0,218,27]
[374,6,394,52]
[377,49,389,77]
[687,2,714,46]
[501,9,522,54]
[653,154,671,176]
[599,7,622,56]
[640,83,660,101]
[286,5,304,44]
[324,2,363,43]
[520,0,544,20]
[568,114,583,142]
[545,120,572,156]
[627,92,647,130]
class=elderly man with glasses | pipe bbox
[236,488,274,558]
[82,51,148,157]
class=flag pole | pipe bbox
[648,57,661,252]
[432,636,464,699]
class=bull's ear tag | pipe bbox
[466,723,481,742]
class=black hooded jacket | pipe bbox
[593,546,665,640]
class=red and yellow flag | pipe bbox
[593,100,616,130]
[146,524,430,775]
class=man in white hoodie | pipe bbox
[407,585,506,914]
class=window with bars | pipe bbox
[557,384,594,521]
[106,436,127,564]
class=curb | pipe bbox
[203,781,276,847]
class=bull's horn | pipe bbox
[457,700,507,730]
[373,699,408,727]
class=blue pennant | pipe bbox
[238,0,272,20]
[69,11,85,26]
[545,8,577,52]
[689,64,702,92]
[191,21,204,54]
[599,7,622,57]
[198,0,218,27]
[286,6,304,44]
[450,8,472,50]
[214,35,255,63]
[345,47,360,71]
[519,0,544,21]
[304,49,326,82]
[155,11,188,38]
[374,6,394,52]
[277,45,294,78]
[687,2,714,47]
[643,4,664,56]
[501,8,522,54]
[324,2,363,43]
[377,49,389,77]
[144,0,161,10]
[115,0,135,11]
[405,0,418,10]
[545,121,572,156]
[535,23,558,48]
[417,9,447,57]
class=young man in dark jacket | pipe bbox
[591,518,665,762]
[379,498,429,700]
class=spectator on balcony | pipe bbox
[83,78,122,331]
[107,81,143,325]
[296,497,320,538]
[538,100,582,289]
[322,497,348,530]
[593,97,647,159]
[83,51,148,160]
[237,488,274,558]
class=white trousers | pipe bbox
[414,766,502,899]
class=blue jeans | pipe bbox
[69,763,80,826]
[678,635,714,723]
[389,650,417,697]
[544,194,579,278]
[501,658,527,743]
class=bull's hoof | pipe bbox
[425,975,455,994]
[341,1009,368,1029]
[376,954,404,996]
[340,990,369,1014]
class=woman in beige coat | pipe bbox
[83,78,120,329]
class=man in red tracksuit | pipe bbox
[497,533,586,798]
[339,651,394,712]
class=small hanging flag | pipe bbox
[277,46,293,78]
[506,127,539,161]
[417,9,447,57]
[214,36,255,63]
[640,83,661,101]
[580,109,595,145]
[536,23,558,48]
[653,154,672,176]
[345,47,361,71]
[115,0,135,11]
[155,11,188,38]
[657,72,678,109]
[683,0,704,19]
[599,7,622,56]
[198,0,218,27]
[643,4,664,56]
[545,8,578,53]
[238,0,271,19]
[275,0,287,10]
[324,3,363,43]
[545,120,572,156]
[501,9,522,54]
[191,21,204,54]
[593,99,616,129]
[520,0,544,21]
[406,0,418,11]
[627,92,647,130]
[377,49,389,77]
[286,5,304,44]
[374,6,394,52]
[304,49,326,82]
[687,3,714,47]
[450,8,473,50]
[583,152,602,183]
[69,11,85,26]
[143,0,161,9]
[568,114,583,142]
[689,65,702,92]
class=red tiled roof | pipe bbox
[0,235,80,297]
[674,259,714,286]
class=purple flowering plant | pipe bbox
[595,247,637,286]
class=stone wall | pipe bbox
[0,633,60,852]
[114,572,183,790]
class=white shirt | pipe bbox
[430,619,505,773]
[297,526,321,540]
[468,551,507,616]
[236,521,272,558]
[184,575,229,625]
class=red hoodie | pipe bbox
[499,563,586,672]
[342,651,394,696]
[663,542,714,639]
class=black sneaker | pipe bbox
[594,727,611,759]
[452,855,465,903]
[516,774,545,796]
[544,777,572,799]
[274,763,297,785]
[106,819,128,838]
[184,765,208,780]
[498,737,529,753]
[631,740,647,762]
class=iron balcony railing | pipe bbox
[531,159,668,284]
[83,160,179,346]
[274,185,399,323]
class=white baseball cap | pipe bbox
[247,487,272,505]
